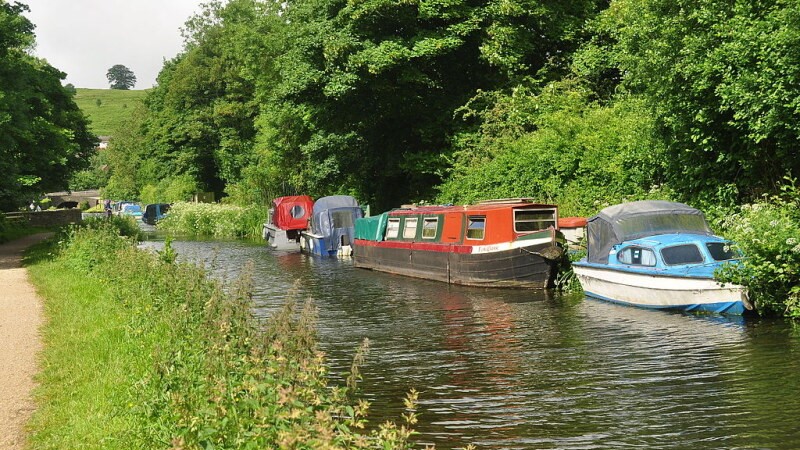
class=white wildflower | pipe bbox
[787,238,798,246]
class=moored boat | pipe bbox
[142,203,171,225]
[300,195,363,256]
[353,199,566,288]
[572,200,752,314]
[262,195,314,250]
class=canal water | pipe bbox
[141,236,800,449]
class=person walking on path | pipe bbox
[0,233,52,450]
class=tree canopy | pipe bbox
[106,64,137,90]
[0,1,96,210]
[98,0,799,213]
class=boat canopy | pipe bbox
[354,212,388,241]
[271,195,314,231]
[586,200,713,264]
[310,195,363,250]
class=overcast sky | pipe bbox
[22,0,205,89]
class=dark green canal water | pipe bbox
[141,237,800,449]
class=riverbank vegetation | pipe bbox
[25,220,418,448]
[158,201,267,239]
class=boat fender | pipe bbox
[743,290,754,311]
[534,245,565,261]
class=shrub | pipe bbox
[715,178,800,318]
[158,202,267,239]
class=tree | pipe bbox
[106,64,136,90]
[0,1,96,210]
[578,0,800,203]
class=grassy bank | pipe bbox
[25,220,416,448]
[74,88,148,136]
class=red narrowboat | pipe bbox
[353,199,566,288]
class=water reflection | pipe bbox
[140,238,800,449]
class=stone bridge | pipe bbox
[44,190,102,209]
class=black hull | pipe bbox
[353,243,559,289]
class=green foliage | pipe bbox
[28,224,418,448]
[256,0,601,211]
[438,80,668,216]
[714,178,800,317]
[158,201,267,239]
[0,1,96,210]
[139,174,198,205]
[578,0,800,203]
[73,88,147,136]
[106,64,136,90]
[57,221,136,272]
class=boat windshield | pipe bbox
[706,242,741,261]
[661,244,705,265]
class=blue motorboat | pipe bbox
[572,200,752,314]
[142,203,171,225]
[300,195,363,256]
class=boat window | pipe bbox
[706,242,742,261]
[661,244,705,265]
[422,218,438,239]
[386,218,400,239]
[403,218,418,239]
[514,209,557,232]
[290,205,306,218]
[617,246,656,266]
[331,210,355,228]
[466,216,485,240]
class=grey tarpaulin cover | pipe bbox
[586,200,712,264]
[309,195,363,252]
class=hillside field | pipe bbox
[74,88,148,136]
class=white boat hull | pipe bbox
[573,265,751,314]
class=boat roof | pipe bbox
[387,199,556,216]
[313,195,359,211]
[586,200,713,264]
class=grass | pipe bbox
[74,88,148,136]
[24,223,419,448]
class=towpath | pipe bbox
[0,233,52,450]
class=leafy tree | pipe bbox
[0,1,96,210]
[106,64,136,90]
[576,0,800,203]
[258,0,600,210]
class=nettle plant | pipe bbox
[715,179,800,318]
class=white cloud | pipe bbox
[22,0,204,89]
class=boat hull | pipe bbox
[263,224,302,251]
[572,264,749,314]
[354,239,560,288]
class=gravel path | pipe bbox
[0,234,52,450]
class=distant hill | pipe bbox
[74,88,148,137]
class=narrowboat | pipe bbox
[352,199,566,288]
[142,203,171,225]
[572,200,752,314]
[262,195,314,250]
[300,195,363,256]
